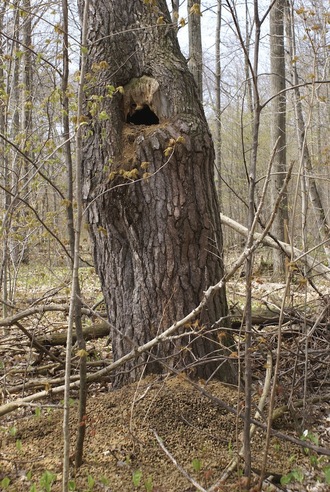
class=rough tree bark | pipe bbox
[82,0,236,386]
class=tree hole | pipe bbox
[126,103,159,126]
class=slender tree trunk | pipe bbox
[242,1,262,484]
[61,0,75,263]
[244,0,254,117]
[22,0,32,156]
[82,0,236,387]
[20,0,32,264]
[0,1,10,318]
[270,0,287,276]
[63,0,89,486]
[171,0,179,24]
[187,0,203,101]
[287,1,330,263]
[61,0,86,468]
[9,2,21,267]
[215,0,222,206]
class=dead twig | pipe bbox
[186,378,330,457]
[153,429,207,492]
[15,321,63,364]
[0,304,99,328]
[272,393,330,421]
[209,351,273,489]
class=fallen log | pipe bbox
[272,393,330,422]
[221,213,330,280]
[230,307,294,329]
[1,301,313,349]
[33,308,299,347]
[36,322,110,346]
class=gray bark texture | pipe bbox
[82,0,236,386]
[187,0,203,101]
[270,0,287,275]
[287,4,330,264]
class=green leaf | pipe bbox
[98,111,109,121]
[9,426,17,437]
[192,458,202,472]
[106,85,116,96]
[145,476,153,492]
[87,475,95,489]
[281,472,293,485]
[324,466,330,484]
[132,469,143,487]
[291,469,304,483]
[1,477,10,489]
[40,470,56,492]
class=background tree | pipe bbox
[171,0,179,24]
[0,1,10,318]
[270,0,287,276]
[187,0,203,100]
[82,0,236,386]
[287,0,330,264]
[214,0,222,206]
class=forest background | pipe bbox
[0,0,330,491]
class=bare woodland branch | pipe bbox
[0,304,104,327]
[153,429,207,492]
[211,352,273,488]
[220,213,330,279]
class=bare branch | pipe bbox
[153,429,207,492]
[221,213,330,279]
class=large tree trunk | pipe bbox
[82,0,236,386]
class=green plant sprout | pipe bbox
[1,477,10,489]
[86,474,95,491]
[39,470,57,492]
[132,469,143,487]
[144,476,153,492]
[281,468,304,486]
[192,458,202,473]
[8,426,17,437]
[15,439,22,452]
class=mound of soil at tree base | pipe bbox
[1,375,329,491]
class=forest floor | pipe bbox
[1,374,330,492]
[1,251,330,491]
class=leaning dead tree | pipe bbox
[82,0,236,386]
[220,213,330,280]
